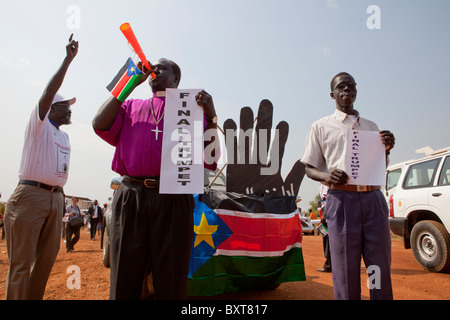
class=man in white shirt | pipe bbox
[301,72,395,300]
[4,35,78,300]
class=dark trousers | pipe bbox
[326,189,393,300]
[90,218,99,240]
[109,180,194,300]
[322,234,332,271]
[65,224,81,251]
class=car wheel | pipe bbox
[102,229,110,268]
[411,220,450,273]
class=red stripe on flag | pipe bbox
[111,72,131,98]
[217,212,302,253]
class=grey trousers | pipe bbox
[4,184,63,300]
[326,189,393,300]
[109,180,194,300]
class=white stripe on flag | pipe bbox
[216,209,300,220]
[213,242,302,258]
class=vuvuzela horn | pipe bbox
[120,23,156,79]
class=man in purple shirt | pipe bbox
[93,58,219,299]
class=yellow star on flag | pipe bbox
[194,212,219,249]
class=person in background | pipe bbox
[317,184,331,273]
[87,200,103,241]
[0,193,5,240]
[65,197,82,252]
[309,209,315,220]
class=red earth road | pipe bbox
[0,230,449,300]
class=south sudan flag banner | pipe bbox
[107,58,143,102]
[188,189,305,296]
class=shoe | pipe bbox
[317,267,332,273]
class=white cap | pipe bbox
[52,93,76,106]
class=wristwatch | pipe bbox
[206,115,218,124]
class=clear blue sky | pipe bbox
[1,0,449,207]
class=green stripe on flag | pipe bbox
[117,73,143,102]
[187,247,305,296]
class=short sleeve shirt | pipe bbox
[18,104,71,187]
[301,109,379,174]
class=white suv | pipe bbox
[386,147,450,273]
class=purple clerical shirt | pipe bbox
[95,92,217,177]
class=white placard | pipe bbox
[160,89,204,194]
[346,130,386,186]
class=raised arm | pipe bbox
[38,34,78,120]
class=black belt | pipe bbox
[123,176,160,189]
[19,180,64,193]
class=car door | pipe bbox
[395,158,441,216]
[428,156,450,231]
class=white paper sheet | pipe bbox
[346,130,386,186]
[160,89,204,194]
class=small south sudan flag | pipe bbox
[107,58,143,102]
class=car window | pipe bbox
[386,168,402,191]
[403,158,440,189]
[438,156,450,186]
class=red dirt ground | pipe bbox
[0,230,449,300]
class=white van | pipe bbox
[386,147,450,273]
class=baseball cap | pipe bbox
[52,93,76,106]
